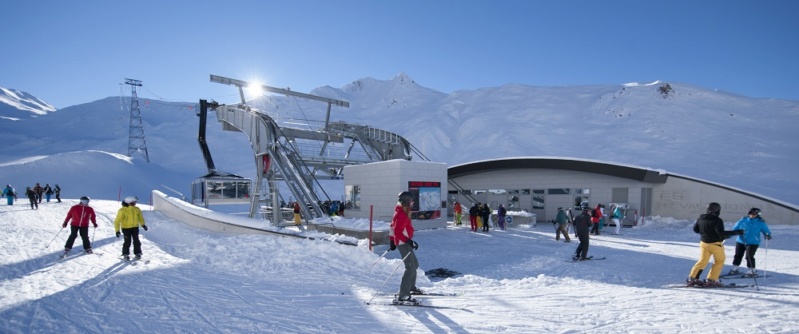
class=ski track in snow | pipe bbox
[1,200,798,333]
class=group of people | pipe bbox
[59,195,149,261]
[3,183,61,209]
[687,203,772,287]
[466,202,508,232]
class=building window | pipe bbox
[345,185,360,210]
[533,189,545,209]
[574,188,590,208]
[547,188,570,195]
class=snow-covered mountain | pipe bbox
[0,87,57,120]
[1,74,798,206]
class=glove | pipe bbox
[409,239,419,251]
[765,234,772,240]
[62,222,67,228]
[142,225,148,231]
[389,239,396,251]
[735,229,745,235]
[116,231,121,238]
[93,223,98,228]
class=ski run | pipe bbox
[2,200,799,333]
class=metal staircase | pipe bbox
[207,74,429,224]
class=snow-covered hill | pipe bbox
[2,200,798,332]
[1,74,798,206]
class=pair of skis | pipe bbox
[566,255,606,262]
[59,249,101,259]
[368,292,469,311]
[668,282,754,289]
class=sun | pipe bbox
[245,79,265,98]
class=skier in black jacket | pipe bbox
[573,207,592,260]
[687,202,743,287]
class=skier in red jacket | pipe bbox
[389,191,421,304]
[62,196,98,255]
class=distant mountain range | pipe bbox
[1,74,797,208]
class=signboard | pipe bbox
[408,181,441,220]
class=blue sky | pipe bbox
[3,0,797,108]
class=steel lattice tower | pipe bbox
[125,78,150,162]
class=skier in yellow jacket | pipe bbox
[114,196,148,260]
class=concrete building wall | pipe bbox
[653,176,799,224]
[450,168,652,222]
[448,159,799,225]
[344,159,448,230]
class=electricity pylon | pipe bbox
[125,78,150,162]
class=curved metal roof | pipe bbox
[448,158,668,183]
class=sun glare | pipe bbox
[245,80,265,98]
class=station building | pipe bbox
[447,157,799,225]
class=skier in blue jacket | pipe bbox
[728,208,772,276]
[2,185,17,205]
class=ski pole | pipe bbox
[764,237,768,282]
[44,226,65,250]
[366,250,412,305]
[91,225,97,249]
[342,248,390,294]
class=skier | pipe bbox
[573,207,592,260]
[611,205,625,235]
[33,183,44,204]
[24,187,38,210]
[468,203,479,232]
[686,202,743,287]
[114,196,148,260]
[3,184,17,205]
[590,204,602,235]
[481,203,491,232]
[43,184,53,202]
[54,184,61,203]
[62,196,98,255]
[293,201,302,225]
[453,201,462,226]
[728,208,772,276]
[497,204,507,230]
[555,207,571,242]
[389,191,421,304]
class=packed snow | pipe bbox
[2,199,798,333]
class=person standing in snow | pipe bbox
[589,204,602,235]
[573,207,592,260]
[293,201,302,225]
[114,196,148,260]
[481,203,491,232]
[611,205,625,235]
[728,208,772,276]
[33,183,44,204]
[24,187,39,210]
[54,184,61,203]
[555,207,571,242]
[43,184,54,203]
[497,204,507,230]
[686,202,743,287]
[468,203,479,232]
[2,184,17,205]
[63,196,98,255]
[389,191,421,304]
[453,201,462,226]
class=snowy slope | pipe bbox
[2,201,798,333]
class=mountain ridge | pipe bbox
[1,76,797,207]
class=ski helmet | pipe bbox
[80,196,91,205]
[748,208,761,216]
[706,202,721,215]
[124,196,137,204]
[398,191,414,205]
